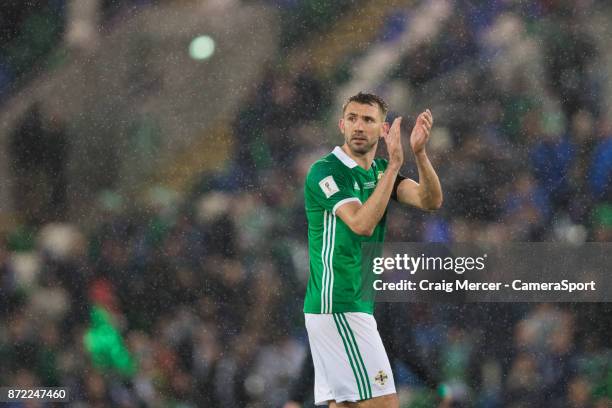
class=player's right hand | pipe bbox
[384,116,403,169]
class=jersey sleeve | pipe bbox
[305,162,361,215]
[391,173,407,201]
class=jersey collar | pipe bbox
[332,146,358,169]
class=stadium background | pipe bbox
[0,0,611,407]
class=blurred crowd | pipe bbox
[0,0,155,101]
[2,0,612,407]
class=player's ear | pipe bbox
[381,121,390,138]
[339,118,345,133]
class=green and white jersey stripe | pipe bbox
[304,147,389,315]
[332,313,372,399]
[321,211,336,313]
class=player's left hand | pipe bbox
[410,109,433,154]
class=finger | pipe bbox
[415,115,424,127]
[418,117,432,131]
[389,117,402,135]
[421,115,432,128]
[421,125,431,137]
[392,116,402,129]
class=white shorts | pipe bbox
[305,312,396,406]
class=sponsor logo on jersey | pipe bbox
[364,181,376,189]
[319,176,340,198]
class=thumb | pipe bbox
[392,116,403,131]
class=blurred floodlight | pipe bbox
[189,35,215,60]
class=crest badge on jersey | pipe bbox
[319,176,340,198]
[377,171,383,180]
[374,370,388,387]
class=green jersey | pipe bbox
[303,146,390,315]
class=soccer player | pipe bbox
[303,92,442,407]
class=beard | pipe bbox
[346,133,377,155]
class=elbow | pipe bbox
[423,197,443,212]
[350,224,375,237]
[417,188,443,212]
[431,198,444,211]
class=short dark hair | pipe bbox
[342,92,388,119]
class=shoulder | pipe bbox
[306,156,346,183]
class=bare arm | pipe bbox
[396,109,443,211]
[336,117,403,237]
[336,166,400,236]
[396,152,443,211]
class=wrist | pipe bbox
[387,161,402,172]
[413,149,428,159]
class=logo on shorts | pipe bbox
[374,370,388,387]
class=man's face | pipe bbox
[339,102,387,155]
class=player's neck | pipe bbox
[341,144,375,170]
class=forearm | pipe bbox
[352,165,399,235]
[414,151,442,210]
